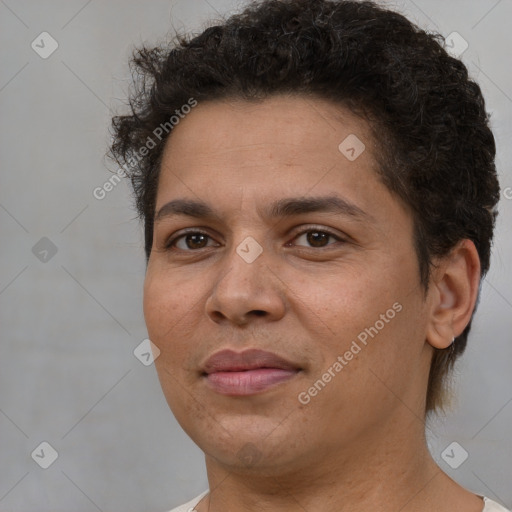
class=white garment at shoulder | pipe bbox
[483,496,511,512]
[166,493,510,512]
[166,490,208,512]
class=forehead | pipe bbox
[154,94,410,233]
[160,94,378,169]
[158,95,377,189]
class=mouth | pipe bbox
[201,349,302,396]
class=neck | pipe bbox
[198,414,454,512]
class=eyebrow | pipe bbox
[154,195,373,224]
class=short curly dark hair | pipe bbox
[110,0,500,413]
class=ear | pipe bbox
[426,239,481,349]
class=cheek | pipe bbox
[143,273,167,341]
[286,256,422,380]
[143,272,201,413]
[285,263,397,346]
[144,268,194,337]
[143,270,191,366]
[143,267,214,385]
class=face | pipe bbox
[143,95,434,475]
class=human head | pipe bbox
[110,0,499,414]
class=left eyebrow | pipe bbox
[262,195,373,223]
[154,195,374,224]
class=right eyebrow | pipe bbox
[154,195,374,225]
[154,199,222,223]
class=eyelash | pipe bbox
[164,226,346,252]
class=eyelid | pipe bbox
[164,224,347,250]
[164,227,217,249]
[289,224,346,242]
[287,226,347,250]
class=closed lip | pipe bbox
[202,349,301,374]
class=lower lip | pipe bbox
[205,368,299,395]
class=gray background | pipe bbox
[0,1,511,511]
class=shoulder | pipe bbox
[482,496,511,512]
[164,492,510,512]
[165,490,209,512]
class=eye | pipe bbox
[290,227,345,248]
[166,230,218,251]
[164,226,345,252]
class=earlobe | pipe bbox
[425,240,481,350]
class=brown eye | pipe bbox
[166,231,217,251]
[306,231,330,247]
[293,229,343,248]
[182,233,209,249]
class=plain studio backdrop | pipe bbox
[0,1,511,511]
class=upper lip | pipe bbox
[202,349,301,374]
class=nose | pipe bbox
[205,239,286,326]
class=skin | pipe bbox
[143,95,483,512]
